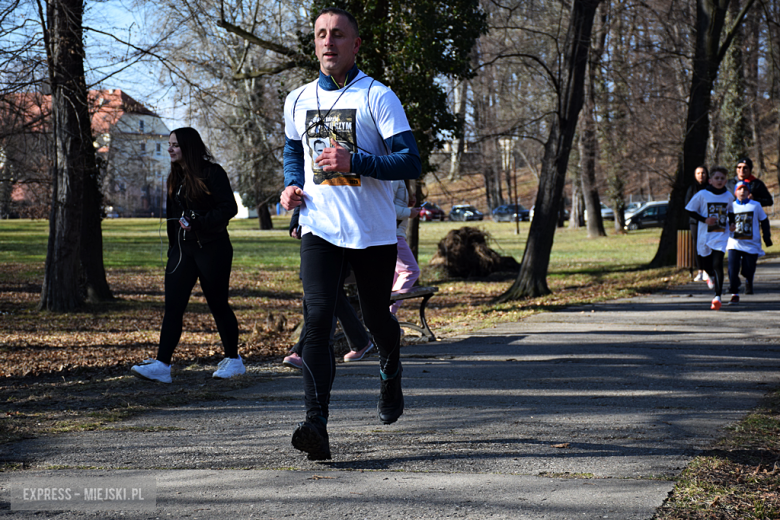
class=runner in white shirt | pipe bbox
[726,181,773,303]
[685,166,735,310]
[280,8,421,461]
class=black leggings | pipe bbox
[727,249,758,294]
[158,234,238,364]
[701,250,725,297]
[299,233,399,421]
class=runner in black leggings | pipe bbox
[281,8,421,461]
[298,233,400,422]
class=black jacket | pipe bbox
[726,176,774,207]
[166,162,238,247]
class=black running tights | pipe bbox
[701,250,725,297]
[299,233,399,421]
[158,235,238,364]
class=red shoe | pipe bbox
[710,297,721,310]
[730,294,740,304]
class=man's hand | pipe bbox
[281,186,304,210]
[409,208,420,219]
[315,138,352,172]
[729,223,736,232]
[705,216,717,226]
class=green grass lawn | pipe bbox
[0,216,679,275]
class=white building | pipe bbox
[91,89,171,217]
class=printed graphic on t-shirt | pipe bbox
[733,211,754,240]
[707,202,728,232]
[306,109,360,187]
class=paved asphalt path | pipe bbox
[2,260,779,519]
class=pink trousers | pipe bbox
[390,236,421,314]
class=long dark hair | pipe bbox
[167,127,213,202]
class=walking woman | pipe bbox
[685,165,710,284]
[131,127,244,383]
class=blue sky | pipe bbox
[83,0,186,129]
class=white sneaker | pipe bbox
[213,356,246,379]
[707,278,715,290]
[693,271,703,282]
[131,359,172,383]
[702,271,710,281]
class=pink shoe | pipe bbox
[706,278,715,290]
[344,342,375,362]
[711,297,721,311]
[283,352,303,369]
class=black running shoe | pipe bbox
[377,364,404,425]
[746,282,754,295]
[291,420,331,461]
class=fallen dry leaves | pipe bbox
[0,262,691,379]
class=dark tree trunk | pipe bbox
[774,0,780,188]
[39,0,88,311]
[580,109,605,237]
[650,0,755,267]
[408,179,422,260]
[257,203,273,229]
[483,168,494,210]
[744,8,764,172]
[499,0,602,300]
[81,169,114,302]
[569,169,585,229]
[583,1,608,238]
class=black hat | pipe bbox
[736,157,753,170]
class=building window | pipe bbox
[156,143,161,155]
[140,142,146,153]
[139,120,145,132]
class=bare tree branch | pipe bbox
[215,19,306,59]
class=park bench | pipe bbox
[390,286,439,342]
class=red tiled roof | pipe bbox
[89,89,159,134]
[0,91,52,133]
[1,89,159,135]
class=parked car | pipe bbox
[449,204,484,221]
[418,201,445,221]
[624,201,668,230]
[583,202,615,221]
[625,201,645,217]
[492,203,530,222]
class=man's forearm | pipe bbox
[351,130,421,181]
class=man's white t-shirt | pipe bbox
[284,72,412,249]
[685,189,734,256]
[728,199,767,256]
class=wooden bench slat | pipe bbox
[390,286,438,302]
